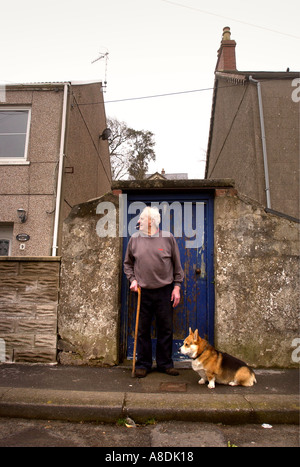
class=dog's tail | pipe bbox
[249,369,257,386]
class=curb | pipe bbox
[0,387,299,425]
[124,393,299,425]
[0,387,124,423]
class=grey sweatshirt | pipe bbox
[124,230,184,289]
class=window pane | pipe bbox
[0,110,29,134]
[0,134,27,157]
[0,240,9,256]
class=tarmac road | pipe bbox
[0,417,299,448]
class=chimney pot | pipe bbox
[222,26,231,41]
[216,26,237,71]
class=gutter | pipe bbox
[52,83,69,256]
[249,76,271,209]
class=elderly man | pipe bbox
[124,206,184,378]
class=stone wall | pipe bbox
[58,193,121,366]
[0,257,59,363]
[58,187,299,368]
[214,189,299,367]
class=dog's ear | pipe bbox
[193,329,199,341]
[189,327,193,335]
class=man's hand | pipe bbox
[171,285,181,308]
[130,279,139,293]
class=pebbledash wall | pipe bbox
[57,183,299,368]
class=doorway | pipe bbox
[120,191,214,363]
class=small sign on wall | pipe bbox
[16,233,30,242]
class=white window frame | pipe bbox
[0,107,31,165]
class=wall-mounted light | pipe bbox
[17,208,27,223]
[99,128,112,140]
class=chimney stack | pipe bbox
[216,27,237,71]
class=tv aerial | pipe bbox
[92,48,109,92]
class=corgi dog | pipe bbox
[180,328,257,389]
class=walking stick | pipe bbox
[132,286,141,378]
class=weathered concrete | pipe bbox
[0,365,298,425]
[112,178,235,191]
[58,193,121,366]
[58,183,299,368]
[214,190,300,367]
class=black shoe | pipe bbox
[158,368,179,376]
[165,368,179,376]
[135,368,148,378]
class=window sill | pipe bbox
[0,160,30,165]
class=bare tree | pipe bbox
[107,117,156,180]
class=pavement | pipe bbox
[0,363,299,425]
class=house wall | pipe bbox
[207,81,266,205]
[259,79,299,217]
[0,85,64,256]
[206,78,299,219]
[0,82,112,257]
[61,82,112,222]
[0,257,59,363]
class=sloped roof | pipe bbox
[147,172,188,180]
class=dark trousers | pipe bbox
[136,284,174,371]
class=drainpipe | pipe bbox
[52,83,69,256]
[249,76,271,209]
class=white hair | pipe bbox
[142,206,161,228]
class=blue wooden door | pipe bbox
[120,192,214,362]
